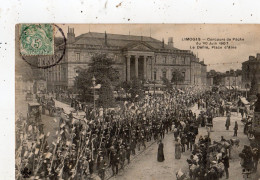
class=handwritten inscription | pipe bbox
[182,38,244,50]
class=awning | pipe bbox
[145,91,164,94]
[144,83,166,88]
[240,97,249,105]
[225,86,239,90]
[28,102,41,107]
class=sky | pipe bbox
[56,24,260,72]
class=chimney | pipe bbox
[249,56,255,61]
[162,38,165,48]
[168,37,173,47]
[67,27,75,44]
[257,53,260,60]
[105,31,107,46]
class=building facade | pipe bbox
[38,28,207,91]
[220,69,242,89]
[242,53,260,89]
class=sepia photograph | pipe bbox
[15,24,260,180]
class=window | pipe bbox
[181,57,185,64]
[154,71,157,80]
[176,56,180,64]
[182,72,185,79]
[76,53,80,61]
[172,57,176,64]
[163,71,167,79]
[164,57,167,64]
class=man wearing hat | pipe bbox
[98,156,107,180]
[222,153,229,179]
[119,145,126,170]
[111,150,119,176]
[130,138,136,155]
[125,144,131,164]
[252,147,259,172]
[225,114,231,130]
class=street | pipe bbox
[16,94,260,179]
[16,93,260,180]
[111,106,260,180]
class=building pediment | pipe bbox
[123,42,154,52]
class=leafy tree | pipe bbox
[129,78,144,101]
[74,70,93,101]
[161,77,172,91]
[119,81,131,93]
[171,69,185,87]
[87,54,119,84]
[98,77,115,108]
[213,74,223,86]
[75,53,119,103]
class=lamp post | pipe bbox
[92,76,96,114]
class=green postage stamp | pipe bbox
[20,24,54,56]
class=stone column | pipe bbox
[151,56,154,80]
[143,56,147,80]
[135,55,138,78]
[126,55,131,81]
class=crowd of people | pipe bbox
[16,86,208,180]
[16,87,260,180]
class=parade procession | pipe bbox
[15,24,260,180]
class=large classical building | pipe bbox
[242,53,260,89]
[38,28,207,91]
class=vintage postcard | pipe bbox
[15,24,260,180]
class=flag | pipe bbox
[28,125,32,131]
[39,134,44,139]
[57,137,61,143]
[45,152,52,159]
[35,148,39,155]
[66,141,71,146]
[23,151,28,157]
[29,152,33,158]
[46,132,50,137]
[58,166,64,177]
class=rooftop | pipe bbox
[72,32,180,51]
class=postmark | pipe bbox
[19,24,66,69]
[20,24,54,56]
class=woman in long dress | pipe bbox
[157,140,165,162]
[175,140,182,159]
